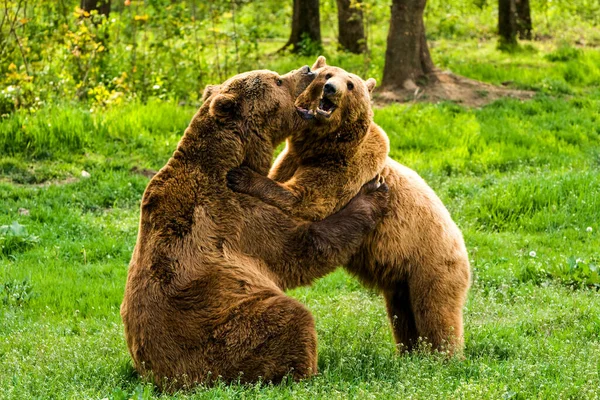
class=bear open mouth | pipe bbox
[316,97,337,118]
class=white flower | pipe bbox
[7,86,15,92]
[529,251,536,258]
[576,258,583,264]
[153,84,160,90]
[586,226,593,232]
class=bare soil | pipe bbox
[130,166,157,179]
[374,70,535,108]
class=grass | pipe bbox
[1,40,600,398]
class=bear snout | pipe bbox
[301,65,315,78]
[324,82,337,95]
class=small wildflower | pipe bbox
[153,84,160,90]
[586,226,593,232]
[529,251,536,258]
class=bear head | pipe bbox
[295,57,376,142]
[201,66,316,172]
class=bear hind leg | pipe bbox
[219,293,318,384]
[384,282,420,352]
[408,261,469,355]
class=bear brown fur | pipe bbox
[120,66,390,390]
[227,57,471,354]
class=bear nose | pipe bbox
[301,65,316,78]
[323,82,337,95]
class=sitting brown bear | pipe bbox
[227,57,471,354]
[120,66,389,390]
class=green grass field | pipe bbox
[1,38,600,398]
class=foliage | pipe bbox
[545,42,582,62]
[295,33,324,56]
[551,256,600,289]
[1,278,34,307]
[0,221,39,257]
[0,0,599,114]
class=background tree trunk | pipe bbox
[336,0,366,54]
[80,0,111,16]
[498,0,518,47]
[515,0,532,40]
[282,0,321,53]
[381,0,435,90]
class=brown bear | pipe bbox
[226,57,471,354]
[120,66,390,390]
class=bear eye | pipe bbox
[276,79,283,86]
[347,82,354,90]
[325,73,332,80]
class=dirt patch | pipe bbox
[0,176,80,187]
[374,70,535,108]
[130,166,157,179]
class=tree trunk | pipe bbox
[498,0,518,47]
[80,0,111,16]
[515,0,532,40]
[381,0,435,90]
[282,0,321,53]
[336,0,366,54]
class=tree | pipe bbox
[498,0,517,47]
[80,0,111,17]
[515,0,532,40]
[381,0,435,91]
[336,0,366,54]
[281,0,321,53]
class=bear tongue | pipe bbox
[296,107,315,120]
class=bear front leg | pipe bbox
[227,166,300,213]
[288,176,389,280]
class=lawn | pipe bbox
[1,37,600,399]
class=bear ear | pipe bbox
[365,78,377,93]
[209,93,238,118]
[202,84,221,102]
[312,56,327,70]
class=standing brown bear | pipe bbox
[120,66,389,390]
[227,57,471,354]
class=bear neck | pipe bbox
[170,107,273,181]
[289,117,371,162]
[166,113,241,183]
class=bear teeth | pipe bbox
[317,97,336,117]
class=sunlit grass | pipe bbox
[1,41,600,398]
